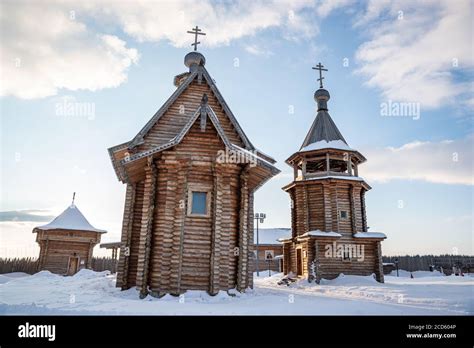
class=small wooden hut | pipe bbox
[281,63,386,283]
[33,201,106,276]
[108,30,280,297]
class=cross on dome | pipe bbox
[187,25,206,51]
[312,62,328,89]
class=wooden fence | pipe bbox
[383,255,474,273]
[0,257,118,275]
[0,257,38,274]
[2,255,472,275]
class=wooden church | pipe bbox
[33,195,106,276]
[280,64,386,283]
[109,27,280,297]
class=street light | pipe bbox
[254,212,266,277]
[394,258,399,277]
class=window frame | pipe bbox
[187,185,211,218]
[339,210,349,220]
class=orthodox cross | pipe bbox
[72,192,76,205]
[187,26,206,51]
[312,62,328,88]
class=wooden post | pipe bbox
[349,184,357,234]
[86,241,93,269]
[117,183,136,289]
[354,163,358,177]
[156,157,180,295]
[247,192,255,289]
[283,242,291,275]
[375,241,384,283]
[326,153,330,173]
[290,190,296,238]
[303,185,310,232]
[237,166,250,291]
[209,164,220,295]
[306,240,313,282]
[361,189,367,232]
[332,184,340,231]
[302,159,307,179]
[112,248,116,274]
[347,154,352,175]
[137,158,157,298]
[314,240,321,284]
[175,162,189,295]
[39,238,49,271]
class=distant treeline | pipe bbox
[383,255,474,273]
[0,257,117,275]
[1,255,472,275]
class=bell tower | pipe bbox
[281,63,385,283]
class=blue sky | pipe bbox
[0,0,472,257]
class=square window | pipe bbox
[191,191,207,215]
[340,210,348,219]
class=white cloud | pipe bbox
[316,0,354,18]
[0,1,139,99]
[0,0,326,99]
[361,135,473,185]
[354,0,473,109]
[244,44,273,57]
[92,0,318,46]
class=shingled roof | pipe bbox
[300,109,348,150]
[120,101,279,175]
[127,65,254,151]
[108,61,279,183]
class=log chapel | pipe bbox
[108,27,280,297]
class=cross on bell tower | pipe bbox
[312,62,328,89]
[187,25,206,51]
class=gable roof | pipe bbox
[119,103,279,176]
[33,204,106,233]
[300,110,348,150]
[109,64,279,182]
[128,65,254,151]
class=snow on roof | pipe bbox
[303,175,365,182]
[300,230,342,238]
[254,147,276,163]
[254,228,291,245]
[34,204,106,233]
[354,232,386,239]
[231,144,277,168]
[300,140,354,153]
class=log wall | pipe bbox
[35,229,101,275]
[118,116,256,295]
[284,178,384,282]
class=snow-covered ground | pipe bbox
[0,270,472,315]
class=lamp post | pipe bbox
[254,212,266,276]
[395,258,399,277]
